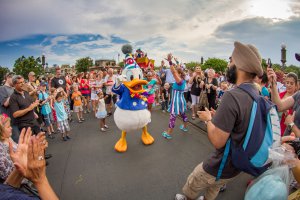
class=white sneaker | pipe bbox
[104,125,109,129]
[175,194,187,200]
[175,194,204,200]
[101,128,106,132]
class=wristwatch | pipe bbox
[288,122,295,131]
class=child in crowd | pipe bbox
[38,82,55,139]
[71,85,84,123]
[95,91,108,132]
[161,83,171,112]
[91,73,104,116]
[144,71,161,112]
[50,88,59,132]
[54,89,71,141]
[216,81,228,108]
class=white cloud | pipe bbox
[0,0,299,66]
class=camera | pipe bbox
[267,58,272,68]
[287,138,300,159]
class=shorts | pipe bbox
[105,94,117,104]
[96,110,107,119]
[147,94,155,104]
[74,105,83,112]
[182,163,233,200]
[91,93,99,100]
[58,119,70,133]
[43,113,53,127]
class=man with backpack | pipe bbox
[175,41,275,200]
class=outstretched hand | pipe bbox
[197,107,212,122]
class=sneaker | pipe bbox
[84,110,87,114]
[63,137,68,141]
[162,131,172,139]
[66,136,71,140]
[175,194,187,200]
[175,194,204,200]
[47,134,55,139]
[219,184,227,192]
[81,118,85,121]
[101,128,106,132]
[78,120,83,123]
[87,110,91,113]
[179,125,188,132]
[162,110,166,113]
[104,125,109,129]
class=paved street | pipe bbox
[46,108,251,200]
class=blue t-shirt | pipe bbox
[54,100,68,121]
[38,92,51,115]
[261,86,270,99]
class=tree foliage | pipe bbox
[75,57,93,73]
[118,61,124,68]
[0,66,10,84]
[13,56,43,78]
[202,58,228,73]
[285,65,300,78]
[185,62,202,70]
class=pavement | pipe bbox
[46,106,251,200]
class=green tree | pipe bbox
[13,56,43,78]
[75,57,93,73]
[118,61,124,68]
[285,65,300,77]
[185,62,202,70]
[0,66,10,84]
[202,58,228,73]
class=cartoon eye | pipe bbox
[126,70,134,81]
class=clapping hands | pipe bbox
[9,128,48,185]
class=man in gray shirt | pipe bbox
[175,41,264,200]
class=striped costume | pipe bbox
[168,80,188,129]
[168,80,187,115]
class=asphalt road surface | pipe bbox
[46,109,251,200]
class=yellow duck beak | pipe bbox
[123,79,148,94]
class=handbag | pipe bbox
[198,90,209,111]
[198,78,209,110]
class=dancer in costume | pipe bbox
[162,63,188,139]
[112,44,154,152]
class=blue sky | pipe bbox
[0,0,299,69]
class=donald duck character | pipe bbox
[112,44,154,153]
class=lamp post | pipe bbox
[281,43,286,70]
[201,56,204,65]
[45,63,50,74]
[42,54,46,74]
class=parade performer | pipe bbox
[112,44,154,152]
[162,62,188,139]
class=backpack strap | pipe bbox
[216,139,231,181]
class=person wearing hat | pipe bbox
[175,41,264,200]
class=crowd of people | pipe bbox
[0,41,300,199]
